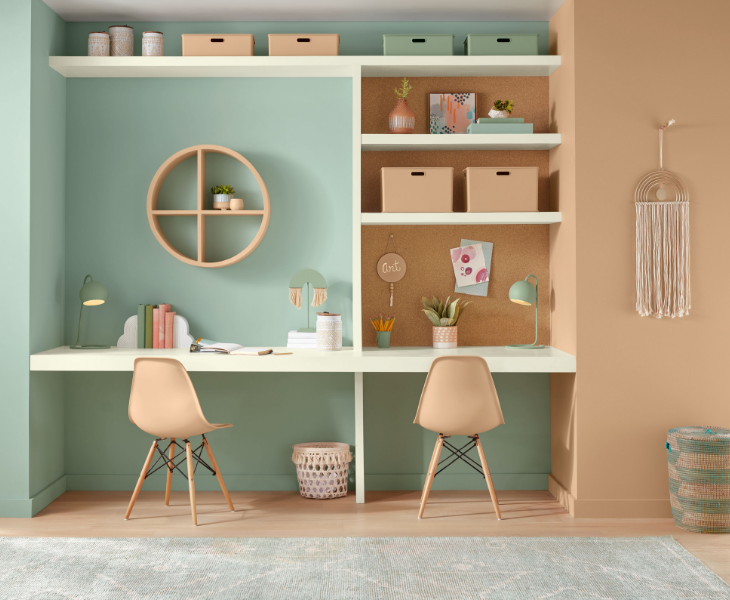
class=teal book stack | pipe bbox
[467,122,534,134]
[137,304,145,349]
[477,117,524,123]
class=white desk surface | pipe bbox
[30,346,576,373]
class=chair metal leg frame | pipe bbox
[418,434,501,520]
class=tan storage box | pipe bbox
[182,34,254,56]
[381,167,453,213]
[268,34,339,56]
[464,167,538,212]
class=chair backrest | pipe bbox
[129,357,210,439]
[413,356,504,435]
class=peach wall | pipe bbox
[555,0,730,517]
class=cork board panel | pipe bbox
[362,77,549,135]
[362,225,550,347]
[362,150,550,213]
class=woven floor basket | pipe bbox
[292,442,352,499]
[667,426,730,533]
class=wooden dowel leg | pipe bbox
[421,436,441,504]
[165,438,176,506]
[418,435,443,520]
[476,436,502,520]
[203,438,235,512]
[125,440,158,520]
[185,441,198,526]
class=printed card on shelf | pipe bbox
[450,245,489,287]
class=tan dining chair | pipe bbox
[414,355,505,520]
[125,357,235,526]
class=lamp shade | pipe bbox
[509,279,536,306]
[79,278,107,306]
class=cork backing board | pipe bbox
[362,226,550,347]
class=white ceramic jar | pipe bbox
[109,25,134,57]
[316,313,342,351]
[142,31,164,56]
[88,32,110,56]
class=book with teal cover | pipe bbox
[145,305,154,348]
[477,117,524,123]
[137,304,145,349]
[467,123,534,134]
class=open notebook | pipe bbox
[190,339,273,356]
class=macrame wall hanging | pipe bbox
[377,235,407,306]
[289,269,327,332]
[635,120,690,318]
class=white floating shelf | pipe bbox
[49,55,561,79]
[361,212,562,225]
[362,133,561,151]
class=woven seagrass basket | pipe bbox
[292,442,352,499]
[667,426,730,533]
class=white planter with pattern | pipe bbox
[110,25,134,57]
[316,313,342,351]
[88,32,110,57]
[142,31,164,56]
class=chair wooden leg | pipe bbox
[185,441,198,526]
[125,440,158,520]
[475,436,502,520]
[421,435,441,504]
[203,437,235,512]
[418,435,443,520]
[165,438,176,506]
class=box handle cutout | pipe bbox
[211,38,224,43]
[496,171,511,176]
[411,38,426,43]
[497,38,511,43]
[297,38,311,42]
[411,172,425,176]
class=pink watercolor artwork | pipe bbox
[451,245,489,287]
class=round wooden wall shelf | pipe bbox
[147,144,271,268]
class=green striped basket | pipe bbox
[667,426,730,533]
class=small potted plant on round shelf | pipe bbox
[488,99,514,119]
[389,77,415,134]
[421,296,470,349]
[211,184,235,210]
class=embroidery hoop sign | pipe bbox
[377,235,406,306]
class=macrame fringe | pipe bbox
[289,287,302,309]
[636,202,691,318]
[312,287,327,307]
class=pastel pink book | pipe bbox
[152,308,160,348]
[159,304,169,346]
[165,311,175,349]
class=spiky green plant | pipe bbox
[492,99,514,113]
[394,77,413,99]
[421,296,471,327]
[211,184,235,195]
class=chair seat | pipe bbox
[143,422,233,440]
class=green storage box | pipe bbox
[383,35,454,56]
[464,34,539,56]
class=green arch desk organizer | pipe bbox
[289,269,328,333]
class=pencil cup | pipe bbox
[376,331,391,348]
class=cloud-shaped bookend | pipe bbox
[117,315,194,349]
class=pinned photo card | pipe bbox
[451,244,488,287]
[453,239,493,297]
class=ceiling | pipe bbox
[43,0,567,22]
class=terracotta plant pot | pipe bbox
[389,98,415,134]
[433,326,457,349]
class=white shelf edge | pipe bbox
[361,212,562,225]
[362,133,561,151]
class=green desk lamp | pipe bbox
[70,274,110,350]
[508,274,544,349]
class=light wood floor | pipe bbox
[2,490,729,583]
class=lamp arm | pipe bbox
[73,303,85,348]
[526,274,539,346]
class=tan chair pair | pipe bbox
[125,357,235,526]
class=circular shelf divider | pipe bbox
[147,144,271,268]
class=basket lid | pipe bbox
[292,442,350,453]
[668,426,730,441]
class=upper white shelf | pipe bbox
[49,55,561,79]
[362,133,561,151]
[361,212,562,225]
[30,346,576,373]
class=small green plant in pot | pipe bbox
[421,296,471,349]
[211,184,235,210]
[488,99,514,119]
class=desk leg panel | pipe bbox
[355,372,364,504]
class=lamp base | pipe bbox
[507,344,545,349]
[70,345,111,350]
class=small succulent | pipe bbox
[211,184,235,195]
[394,77,413,99]
[421,296,471,327]
[492,99,514,113]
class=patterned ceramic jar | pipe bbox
[433,326,457,349]
[316,313,342,351]
[88,32,110,56]
[109,25,134,57]
[142,31,164,56]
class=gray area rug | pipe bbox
[0,536,728,599]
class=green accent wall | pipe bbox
[63,22,550,56]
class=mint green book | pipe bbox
[467,123,534,134]
[477,117,524,123]
[145,305,154,348]
[137,304,146,349]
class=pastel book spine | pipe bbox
[159,304,169,347]
[165,311,175,349]
[145,305,154,348]
[153,308,160,348]
[137,304,146,349]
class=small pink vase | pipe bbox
[389,98,415,134]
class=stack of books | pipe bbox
[467,117,533,134]
[137,303,176,349]
[287,330,317,349]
